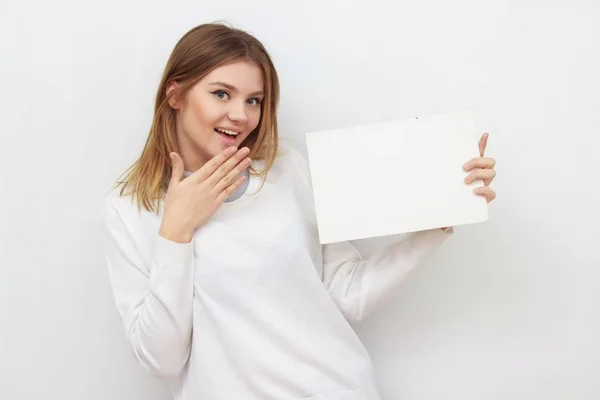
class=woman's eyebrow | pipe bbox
[209,81,264,96]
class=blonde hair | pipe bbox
[114,23,280,213]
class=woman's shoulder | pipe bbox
[274,139,312,187]
[103,187,132,227]
[104,186,135,212]
[272,139,317,222]
[102,185,161,228]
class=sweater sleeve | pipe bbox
[102,197,195,378]
[283,143,453,323]
[321,228,452,323]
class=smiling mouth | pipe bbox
[214,128,240,137]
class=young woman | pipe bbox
[103,23,497,400]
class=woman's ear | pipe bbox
[166,81,181,109]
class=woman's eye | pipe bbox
[213,90,229,100]
[247,98,261,106]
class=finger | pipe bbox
[169,152,185,185]
[474,186,496,203]
[478,132,489,157]
[215,174,248,203]
[464,168,496,185]
[213,157,252,194]
[190,146,240,182]
[206,147,251,187]
[463,156,496,171]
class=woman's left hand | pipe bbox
[463,132,497,203]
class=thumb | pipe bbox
[169,152,184,185]
[478,132,489,157]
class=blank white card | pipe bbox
[305,111,489,244]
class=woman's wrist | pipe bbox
[159,221,193,244]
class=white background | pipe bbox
[1,1,598,399]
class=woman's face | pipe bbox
[168,60,264,172]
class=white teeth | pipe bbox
[216,128,239,136]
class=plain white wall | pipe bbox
[1,0,598,399]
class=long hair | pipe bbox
[114,23,280,213]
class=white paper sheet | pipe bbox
[305,111,489,244]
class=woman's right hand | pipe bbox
[159,146,252,243]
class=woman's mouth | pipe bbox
[215,128,240,145]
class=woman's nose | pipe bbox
[228,101,248,123]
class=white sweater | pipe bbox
[102,144,452,400]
